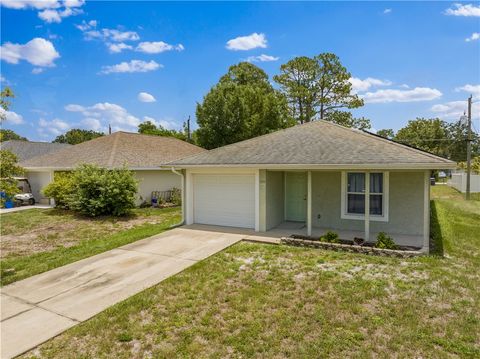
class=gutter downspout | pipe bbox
[170,167,185,226]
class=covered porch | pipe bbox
[258,169,429,250]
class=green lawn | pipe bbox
[0,207,181,286]
[23,186,480,358]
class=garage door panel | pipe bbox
[193,174,255,228]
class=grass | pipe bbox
[22,186,480,358]
[0,207,181,286]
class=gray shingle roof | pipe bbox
[20,132,205,169]
[168,121,455,169]
[1,140,71,162]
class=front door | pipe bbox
[286,172,307,222]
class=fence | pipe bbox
[449,172,480,193]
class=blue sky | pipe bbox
[1,1,479,141]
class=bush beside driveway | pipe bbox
[21,186,480,358]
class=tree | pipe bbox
[0,129,28,142]
[273,56,318,124]
[53,129,104,145]
[196,62,293,149]
[0,150,24,202]
[326,110,371,130]
[0,87,14,121]
[394,118,450,158]
[446,121,480,162]
[274,53,363,124]
[138,121,187,141]
[376,129,395,139]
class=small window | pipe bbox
[344,172,387,219]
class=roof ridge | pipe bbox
[320,120,452,163]
[107,132,121,167]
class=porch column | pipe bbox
[422,170,430,252]
[307,171,312,237]
[364,171,370,241]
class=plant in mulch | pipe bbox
[375,232,398,250]
[319,231,340,243]
[353,237,365,246]
[171,187,181,206]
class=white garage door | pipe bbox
[193,174,255,228]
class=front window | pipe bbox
[346,172,384,216]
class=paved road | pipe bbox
[0,227,243,358]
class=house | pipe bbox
[1,140,71,161]
[20,131,205,205]
[168,120,456,252]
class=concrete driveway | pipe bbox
[0,227,243,358]
[0,204,53,214]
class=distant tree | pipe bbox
[326,110,371,130]
[138,121,187,141]
[376,129,395,139]
[0,87,14,121]
[274,53,363,124]
[0,129,28,142]
[196,62,293,149]
[53,129,104,145]
[446,121,480,162]
[395,118,449,157]
[0,150,24,202]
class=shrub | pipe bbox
[320,231,339,243]
[0,150,24,206]
[69,164,138,217]
[43,172,75,209]
[375,232,398,250]
[171,187,181,206]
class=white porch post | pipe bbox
[364,171,370,241]
[255,169,260,232]
[307,171,312,237]
[423,170,430,252]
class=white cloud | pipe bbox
[0,38,60,67]
[349,77,392,93]
[81,117,103,131]
[245,54,279,62]
[143,116,178,130]
[135,41,184,54]
[107,42,133,53]
[383,8,392,14]
[431,100,480,120]
[75,19,97,31]
[362,87,442,103]
[2,0,85,23]
[76,20,139,44]
[65,102,141,131]
[465,32,480,42]
[455,84,480,99]
[226,33,267,51]
[445,3,480,17]
[0,109,24,124]
[0,75,6,83]
[38,117,70,136]
[32,67,44,74]
[138,92,156,103]
[102,29,139,42]
[100,60,161,74]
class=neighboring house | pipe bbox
[1,140,71,162]
[20,132,205,205]
[168,120,456,252]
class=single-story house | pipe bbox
[168,120,456,252]
[19,131,205,205]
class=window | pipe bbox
[341,171,389,221]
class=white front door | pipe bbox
[193,174,255,228]
[285,172,307,222]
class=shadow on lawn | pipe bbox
[430,201,444,257]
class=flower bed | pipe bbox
[281,235,424,258]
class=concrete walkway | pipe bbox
[0,227,243,358]
[0,204,53,214]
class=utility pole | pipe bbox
[186,116,191,142]
[466,95,472,200]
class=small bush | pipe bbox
[171,187,181,206]
[375,232,398,249]
[320,231,339,243]
[69,164,138,217]
[43,172,75,209]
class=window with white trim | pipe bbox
[341,171,389,221]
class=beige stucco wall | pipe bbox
[265,171,284,230]
[134,170,181,205]
[311,171,425,237]
[26,171,52,204]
